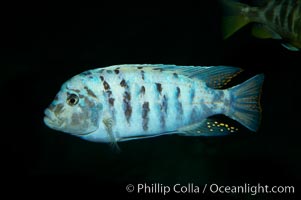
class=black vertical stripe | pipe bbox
[177,102,183,120]
[161,95,168,114]
[176,87,181,98]
[140,86,145,96]
[142,102,150,131]
[190,86,195,104]
[123,91,132,123]
[114,69,120,74]
[103,89,116,122]
[156,83,162,94]
[120,79,127,87]
[103,81,110,90]
[109,98,115,107]
[175,86,183,120]
[160,95,168,129]
[120,78,131,124]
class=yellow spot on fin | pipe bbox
[177,118,239,136]
[201,66,243,89]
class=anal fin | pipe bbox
[252,25,281,39]
[177,118,239,136]
[281,43,299,51]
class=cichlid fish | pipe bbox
[221,0,301,51]
[44,64,264,146]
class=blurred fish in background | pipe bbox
[221,0,301,51]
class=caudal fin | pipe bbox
[227,74,264,132]
[221,0,251,39]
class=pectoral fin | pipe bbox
[103,117,120,151]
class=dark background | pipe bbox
[1,2,300,199]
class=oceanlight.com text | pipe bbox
[208,183,294,195]
[125,183,295,196]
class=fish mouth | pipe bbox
[44,109,61,128]
[43,109,97,136]
[43,109,94,136]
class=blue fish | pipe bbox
[44,64,264,146]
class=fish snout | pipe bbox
[44,108,55,120]
[44,108,61,128]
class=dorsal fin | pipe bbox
[192,66,242,89]
[103,64,242,89]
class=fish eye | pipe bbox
[67,93,79,106]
